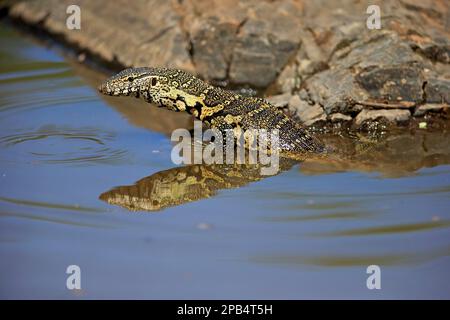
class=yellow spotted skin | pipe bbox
[99,67,325,154]
[99,158,297,211]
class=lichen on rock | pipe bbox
[4,0,450,130]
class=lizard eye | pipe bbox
[151,78,157,86]
[127,76,134,82]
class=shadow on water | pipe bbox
[301,132,450,178]
[0,125,129,165]
[312,220,450,237]
[0,195,105,213]
[67,59,194,136]
[61,50,450,213]
[251,245,450,267]
[99,158,298,211]
[83,49,450,212]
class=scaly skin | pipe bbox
[99,67,326,156]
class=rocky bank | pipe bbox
[1,0,450,130]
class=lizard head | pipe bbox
[98,67,171,101]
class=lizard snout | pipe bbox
[98,80,114,95]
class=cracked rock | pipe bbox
[228,17,301,87]
[275,63,299,93]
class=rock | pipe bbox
[276,63,298,93]
[266,93,292,108]
[399,0,443,18]
[411,40,450,64]
[297,59,327,77]
[304,113,327,126]
[298,30,327,63]
[320,21,364,59]
[309,32,425,114]
[356,65,425,102]
[306,68,368,115]
[288,95,326,126]
[304,30,437,117]
[298,89,311,101]
[424,78,450,104]
[5,0,450,129]
[8,0,195,71]
[414,104,449,117]
[355,109,411,126]
[330,113,352,123]
[334,32,424,69]
[190,17,240,81]
[228,4,303,87]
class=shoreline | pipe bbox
[1,0,449,132]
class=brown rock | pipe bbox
[414,104,450,116]
[190,18,240,81]
[355,109,411,126]
[288,95,326,126]
[356,65,425,103]
[306,68,368,114]
[276,63,299,93]
[183,0,305,87]
[298,30,326,63]
[5,0,450,129]
[304,113,327,126]
[330,113,352,123]
[8,0,194,71]
[228,15,302,87]
[424,78,450,104]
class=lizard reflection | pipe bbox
[99,158,297,212]
[99,127,450,211]
[98,132,387,212]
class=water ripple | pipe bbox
[251,246,450,267]
[0,210,112,229]
[0,196,106,213]
[313,220,450,237]
[0,126,129,165]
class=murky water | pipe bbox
[1,24,449,299]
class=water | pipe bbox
[0,24,449,299]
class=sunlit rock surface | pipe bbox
[3,0,449,128]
